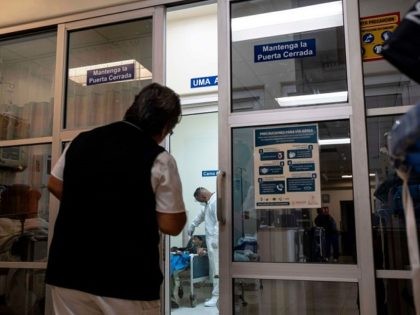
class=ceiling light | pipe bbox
[68,59,152,86]
[275,91,348,107]
[319,138,350,145]
[232,1,343,42]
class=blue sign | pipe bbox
[254,39,316,63]
[87,63,135,86]
[260,151,284,161]
[289,163,315,172]
[259,180,286,195]
[255,125,318,147]
[287,177,315,192]
[191,76,218,88]
[288,149,313,159]
[259,165,283,175]
[202,170,218,177]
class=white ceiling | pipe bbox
[0,0,139,28]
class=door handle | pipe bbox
[216,170,226,225]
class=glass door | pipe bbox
[164,2,219,314]
[218,0,376,314]
[48,6,165,315]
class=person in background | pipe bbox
[187,187,219,307]
[170,235,207,308]
[46,83,186,315]
[315,206,339,262]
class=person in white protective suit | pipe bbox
[187,187,219,307]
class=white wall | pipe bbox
[166,4,218,96]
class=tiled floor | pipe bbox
[171,281,218,315]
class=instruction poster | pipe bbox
[254,124,321,209]
[360,12,400,62]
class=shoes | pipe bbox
[171,300,179,309]
[204,296,218,307]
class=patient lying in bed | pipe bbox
[170,235,207,308]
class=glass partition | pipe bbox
[230,0,348,112]
[0,268,45,314]
[0,144,50,262]
[232,120,356,264]
[233,278,359,314]
[65,19,153,129]
[376,279,416,315]
[0,31,56,139]
[359,0,420,109]
[367,115,420,270]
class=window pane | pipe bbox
[230,0,348,112]
[0,144,50,262]
[0,268,45,314]
[0,31,56,139]
[367,115,420,270]
[65,19,153,129]
[359,0,420,109]
[234,279,359,314]
[376,279,416,315]
[232,120,356,264]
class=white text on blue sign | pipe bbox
[191,76,218,88]
[87,63,135,86]
[254,39,316,63]
[202,170,218,177]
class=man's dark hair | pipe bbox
[124,83,181,136]
[193,187,205,198]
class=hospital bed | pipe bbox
[172,235,210,307]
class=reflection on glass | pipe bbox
[232,120,356,264]
[0,268,45,314]
[367,116,420,270]
[233,279,359,314]
[0,145,50,262]
[376,279,416,315]
[65,19,153,129]
[0,31,56,139]
[359,1,420,108]
[230,0,348,112]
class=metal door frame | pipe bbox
[217,0,377,314]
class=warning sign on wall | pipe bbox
[360,12,400,62]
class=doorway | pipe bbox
[168,111,219,314]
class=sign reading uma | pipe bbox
[191,75,218,88]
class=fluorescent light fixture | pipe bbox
[232,1,343,42]
[319,138,350,145]
[68,59,152,85]
[275,91,348,107]
[341,173,375,179]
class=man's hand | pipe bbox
[187,224,195,236]
[197,247,207,256]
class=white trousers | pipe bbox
[207,236,219,297]
[50,286,160,315]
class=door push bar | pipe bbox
[216,170,226,225]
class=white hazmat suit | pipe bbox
[188,193,219,306]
